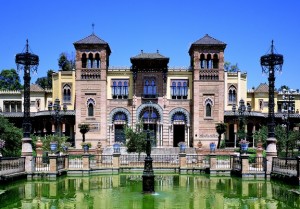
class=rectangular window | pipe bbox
[170,79,188,99]
[11,102,16,112]
[111,79,129,99]
[4,101,10,112]
[17,101,22,112]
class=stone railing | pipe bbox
[272,157,298,177]
[0,157,25,176]
[0,152,270,180]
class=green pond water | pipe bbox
[0,174,300,209]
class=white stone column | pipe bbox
[187,124,190,147]
[109,124,113,146]
[160,124,163,146]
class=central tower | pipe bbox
[189,34,226,147]
[74,33,111,147]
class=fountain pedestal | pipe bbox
[142,130,155,194]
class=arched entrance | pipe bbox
[109,107,131,146]
[113,112,127,144]
[172,112,187,147]
[169,108,190,147]
[141,107,159,147]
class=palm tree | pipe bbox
[216,122,227,149]
[78,123,90,142]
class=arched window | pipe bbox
[200,54,205,69]
[113,112,127,122]
[123,81,128,98]
[183,82,188,99]
[144,80,149,95]
[177,82,181,96]
[207,54,212,69]
[88,53,93,68]
[205,99,213,117]
[172,112,185,122]
[111,79,129,99]
[63,84,71,103]
[171,82,176,97]
[142,109,158,123]
[228,85,236,104]
[206,103,212,117]
[117,81,122,96]
[82,53,87,68]
[88,103,94,116]
[95,53,100,68]
[87,98,95,117]
[151,80,156,95]
[213,54,219,69]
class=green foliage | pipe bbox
[275,125,287,153]
[58,53,75,71]
[35,69,54,89]
[31,135,68,153]
[253,126,268,146]
[0,116,22,156]
[216,122,227,149]
[0,69,22,90]
[224,62,240,72]
[124,125,147,155]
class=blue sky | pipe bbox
[1,1,299,89]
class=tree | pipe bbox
[253,125,290,153]
[0,116,22,156]
[215,122,227,149]
[35,69,54,89]
[124,125,147,157]
[0,69,22,90]
[58,52,75,71]
[278,85,289,91]
[253,126,268,147]
[224,62,240,72]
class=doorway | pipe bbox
[115,124,125,144]
[173,125,185,147]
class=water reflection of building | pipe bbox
[1,175,299,208]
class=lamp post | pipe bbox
[48,98,67,136]
[232,99,251,151]
[260,41,283,151]
[282,88,296,158]
[15,40,39,157]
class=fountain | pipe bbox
[142,130,155,194]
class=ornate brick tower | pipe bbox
[189,34,226,147]
[74,33,111,148]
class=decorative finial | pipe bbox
[271,40,274,54]
[157,49,159,53]
[141,50,143,54]
[26,39,29,53]
[92,23,95,34]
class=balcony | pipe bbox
[142,93,159,99]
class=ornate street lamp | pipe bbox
[232,99,251,151]
[260,41,283,153]
[282,88,296,158]
[15,40,39,156]
[48,98,67,136]
[142,102,155,194]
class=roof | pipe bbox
[191,34,226,46]
[254,83,269,93]
[189,34,226,54]
[130,50,169,60]
[74,33,108,45]
[73,33,111,54]
[30,84,44,92]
